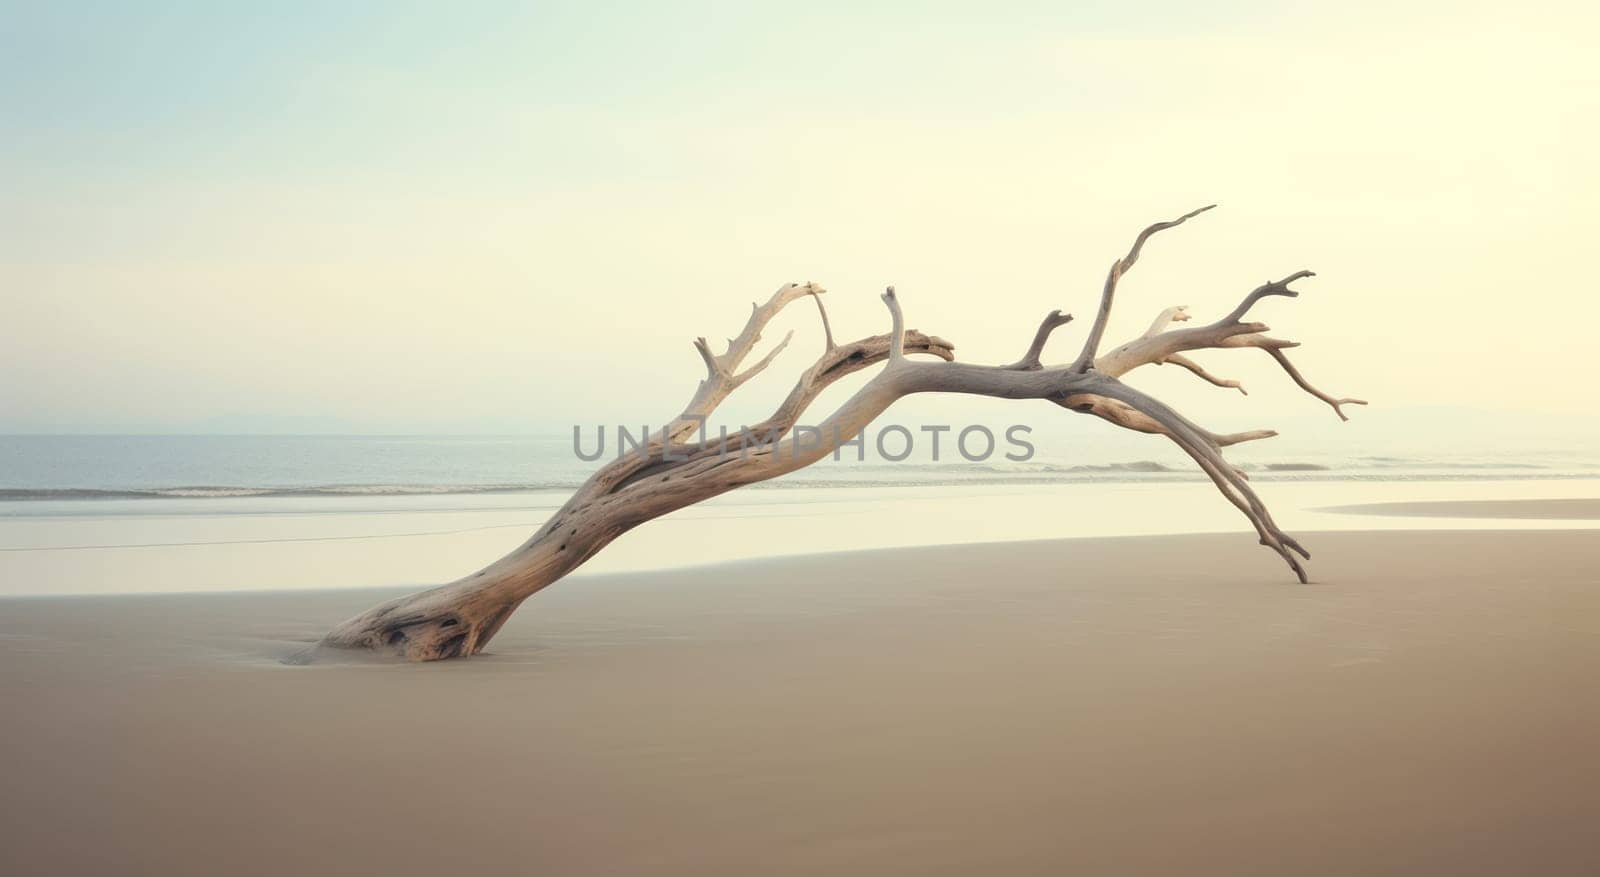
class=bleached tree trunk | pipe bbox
[308,207,1364,662]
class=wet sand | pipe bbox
[2,529,1597,875]
[1325,497,1600,520]
[10,479,1600,598]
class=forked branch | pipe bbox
[1264,348,1368,420]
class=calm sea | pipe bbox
[2,427,1596,503]
[3,430,1597,595]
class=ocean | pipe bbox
[3,425,1596,502]
[2,429,1597,596]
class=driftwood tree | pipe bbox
[312,207,1364,662]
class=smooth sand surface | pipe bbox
[2,530,1596,875]
[1325,497,1600,520]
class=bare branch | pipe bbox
[882,286,905,361]
[1221,270,1315,325]
[632,329,955,477]
[1057,394,1166,437]
[1087,265,1364,437]
[693,337,720,378]
[1082,378,1310,580]
[1004,309,1074,370]
[1063,393,1275,448]
[731,330,794,388]
[674,282,826,436]
[700,282,824,376]
[1143,305,1190,338]
[810,290,836,351]
[1070,204,1215,374]
[1217,333,1298,351]
[1264,347,1369,421]
[1212,428,1278,446]
[1163,353,1246,395]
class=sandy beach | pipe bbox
[9,0,1600,870]
[3,523,1596,875]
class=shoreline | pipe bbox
[4,482,1599,598]
[1323,497,1600,519]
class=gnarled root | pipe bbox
[305,584,523,662]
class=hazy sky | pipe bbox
[3,1,1596,433]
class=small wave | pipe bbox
[2,457,1595,503]
[1261,463,1331,472]
[0,483,585,501]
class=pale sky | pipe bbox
[2,1,1596,434]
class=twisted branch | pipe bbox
[1005,310,1074,370]
[1069,204,1215,373]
